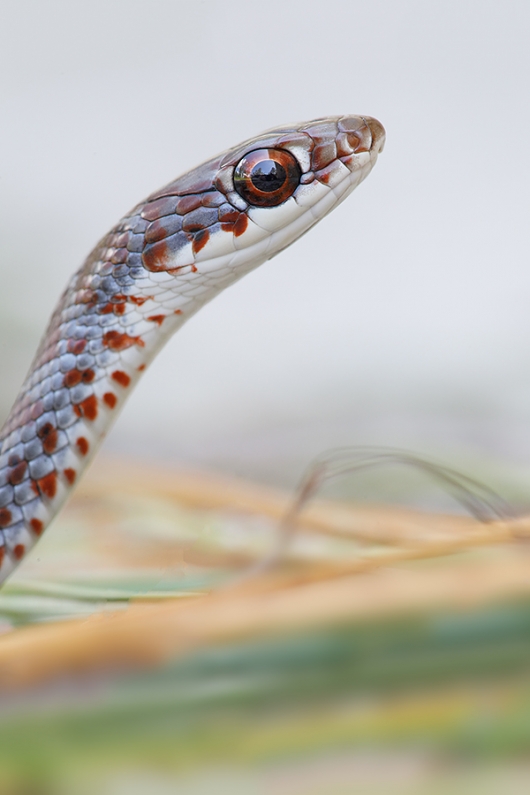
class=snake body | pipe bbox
[0,115,385,584]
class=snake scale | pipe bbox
[0,115,385,584]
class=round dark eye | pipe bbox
[233,148,301,207]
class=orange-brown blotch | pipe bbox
[111,371,131,387]
[13,544,25,560]
[64,468,76,485]
[37,471,58,499]
[0,509,12,528]
[103,393,117,409]
[77,395,98,421]
[30,518,44,535]
[37,423,58,454]
[76,437,89,456]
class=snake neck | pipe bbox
[0,204,259,582]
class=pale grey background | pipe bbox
[1,0,529,490]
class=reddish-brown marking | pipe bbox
[0,509,12,528]
[37,423,58,455]
[37,471,57,500]
[76,437,89,456]
[64,468,76,485]
[30,518,44,536]
[147,314,165,326]
[13,544,25,560]
[137,364,146,372]
[142,240,169,272]
[192,229,210,254]
[67,339,87,355]
[174,309,182,315]
[64,369,94,387]
[100,303,126,316]
[103,392,117,409]
[112,371,131,387]
[233,213,248,237]
[0,548,4,566]
[78,395,98,421]
[219,208,239,224]
[220,209,241,232]
[316,164,335,185]
[73,404,82,418]
[64,369,82,387]
[9,461,27,486]
[103,330,144,351]
[129,295,152,306]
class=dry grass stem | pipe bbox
[1,456,529,690]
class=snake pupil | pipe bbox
[250,160,286,193]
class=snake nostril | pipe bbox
[343,128,370,153]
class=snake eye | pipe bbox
[233,148,301,207]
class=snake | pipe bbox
[0,114,385,585]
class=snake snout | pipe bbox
[364,116,386,153]
[338,115,386,156]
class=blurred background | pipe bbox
[1,1,530,793]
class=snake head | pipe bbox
[136,115,385,278]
